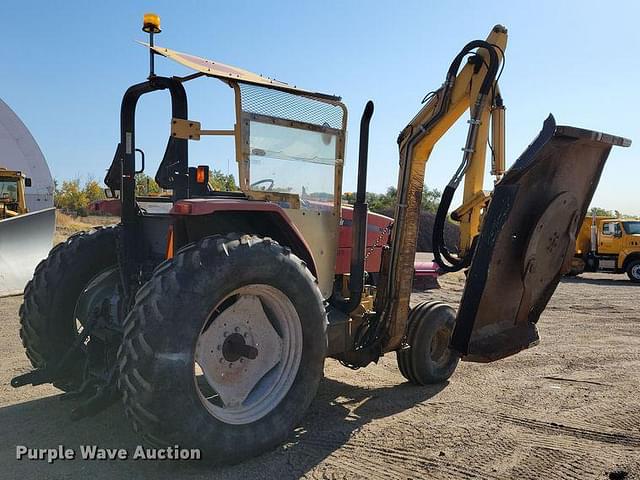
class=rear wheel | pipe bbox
[397,301,460,385]
[19,226,120,391]
[626,259,640,283]
[118,234,327,464]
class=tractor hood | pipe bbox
[451,115,631,362]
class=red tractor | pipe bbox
[12,17,630,464]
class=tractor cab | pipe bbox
[0,168,30,219]
[104,38,349,300]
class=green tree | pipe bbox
[343,185,440,215]
[588,206,614,217]
[420,186,441,213]
[54,178,89,214]
[54,176,109,215]
[84,177,105,203]
[135,173,161,196]
[209,170,238,191]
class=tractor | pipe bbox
[12,16,630,464]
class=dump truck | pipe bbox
[570,215,640,282]
[11,16,630,464]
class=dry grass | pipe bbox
[54,210,119,244]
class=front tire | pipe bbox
[117,234,327,464]
[397,301,460,385]
[19,226,120,391]
[626,259,640,283]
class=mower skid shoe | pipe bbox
[451,115,631,362]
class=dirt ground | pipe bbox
[53,211,118,244]
[0,270,638,479]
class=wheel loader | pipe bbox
[0,168,55,297]
[0,168,30,219]
[11,16,631,464]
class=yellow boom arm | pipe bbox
[378,25,508,352]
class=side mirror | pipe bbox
[24,177,32,187]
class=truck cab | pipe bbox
[572,216,640,282]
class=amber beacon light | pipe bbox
[142,13,161,33]
[142,13,161,77]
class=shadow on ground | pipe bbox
[561,276,639,287]
[0,376,447,479]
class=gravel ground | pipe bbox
[0,272,638,479]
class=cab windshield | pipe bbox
[622,221,640,235]
[238,82,345,212]
[249,121,338,209]
[0,177,18,202]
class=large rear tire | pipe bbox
[397,301,460,385]
[117,234,327,464]
[19,226,120,391]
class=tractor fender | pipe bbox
[170,199,318,278]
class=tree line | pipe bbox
[54,171,237,215]
[53,174,634,221]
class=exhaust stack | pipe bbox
[337,101,374,314]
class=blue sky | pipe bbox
[1,1,638,214]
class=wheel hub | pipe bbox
[194,285,302,424]
[430,327,450,366]
[222,333,258,362]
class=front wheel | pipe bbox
[19,226,120,391]
[626,259,640,283]
[397,301,460,385]
[117,234,327,464]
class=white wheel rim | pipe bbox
[632,264,640,280]
[194,285,303,425]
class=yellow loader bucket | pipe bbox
[0,207,55,297]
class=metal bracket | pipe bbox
[171,118,234,140]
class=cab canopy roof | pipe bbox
[144,43,341,102]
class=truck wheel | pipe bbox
[118,234,327,464]
[626,260,640,283]
[397,301,460,385]
[19,226,120,391]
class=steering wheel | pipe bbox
[250,178,275,191]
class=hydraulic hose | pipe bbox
[432,41,500,273]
